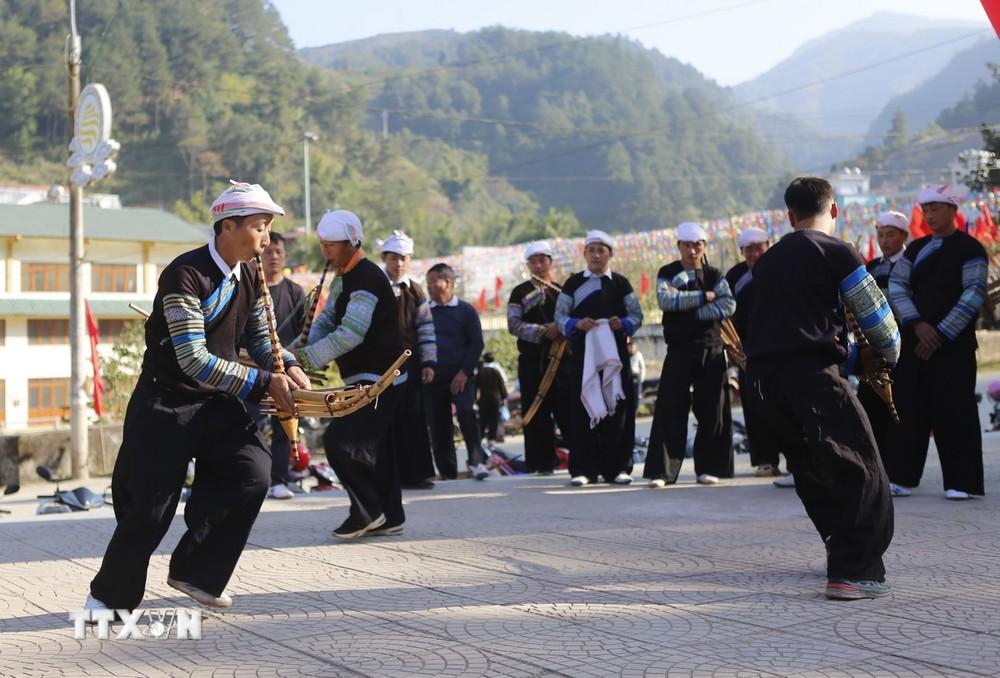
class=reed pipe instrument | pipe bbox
[256,255,302,463]
[845,308,900,424]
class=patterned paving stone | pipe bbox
[1,431,998,676]
[890,633,1000,676]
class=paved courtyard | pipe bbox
[1,418,999,677]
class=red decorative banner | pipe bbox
[983,0,1000,38]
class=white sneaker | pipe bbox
[570,476,590,487]
[167,576,233,608]
[648,478,666,489]
[473,464,489,481]
[84,593,109,611]
[267,484,294,500]
[945,489,971,501]
[696,474,719,485]
[889,483,912,498]
[612,472,633,485]
[773,475,796,488]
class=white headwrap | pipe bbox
[737,227,768,249]
[524,240,553,259]
[875,211,908,232]
[210,180,284,223]
[676,222,708,242]
[584,230,614,250]
[317,210,364,246]
[380,230,414,256]
[917,184,963,207]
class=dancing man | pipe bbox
[87,181,307,612]
[745,177,900,600]
[294,210,408,538]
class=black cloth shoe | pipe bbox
[333,514,386,540]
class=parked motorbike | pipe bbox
[35,465,106,514]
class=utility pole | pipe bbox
[381,109,389,140]
[66,0,88,480]
[303,131,318,237]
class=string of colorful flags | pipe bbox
[295,189,1000,314]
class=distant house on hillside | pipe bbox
[831,167,871,200]
[0,202,209,430]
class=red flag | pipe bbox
[865,235,876,263]
[639,271,650,298]
[477,288,487,313]
[494,276,503,310]
[982,0,1000,38]
[85,301,104,418]
[975,203,998,244]
[910,204,930,239]
[954,210,968,233]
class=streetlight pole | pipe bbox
[303,132,318,238]
[66,0,88,479]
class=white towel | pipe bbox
[581,320,625,427]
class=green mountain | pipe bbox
[0,0,567,256]
[300,27,789,231]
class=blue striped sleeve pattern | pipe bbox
[887,257,920,325]
[415,298,437,367]
[657,270,704,311]
[841,265,900,366]
[163,292,266,399]
[300,289,379,371]
[242,296,298,371]
[507,289,547,344]
[621,291,643,336]
[555,291,577,336]
[694,278,736,321]
[937,256,988,341]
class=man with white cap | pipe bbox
[88,181,308,612]
[645,221,736,488]
[554,230,643,486]
[856,211,908,476]
[724,226,790,483]
[293,210,409,537]
[380,230,438,489]
[888,185,987,501]
[507,241,573,474]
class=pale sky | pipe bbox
[270,0,992,86]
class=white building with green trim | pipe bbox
[0,203,209,430]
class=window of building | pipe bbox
[28,378,69,424]
[28,319,70,345]
[91,264,137,292]
[97,319,138,343]
[21,263,70,291]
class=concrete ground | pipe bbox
[1,408,999,676]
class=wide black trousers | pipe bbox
[323,382,404,527]
[644,346,734,482]
[887,342,984,495]
[739,369,781,468]
[566,354,635,482]
[393,362,436,486]
[518,353,573,473]
[857,381,895,471]
[90,377,270,610]
[747,357,893,581]
[424,376,485,479]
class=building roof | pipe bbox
[0,297,150,317]
[0,203,210,243]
